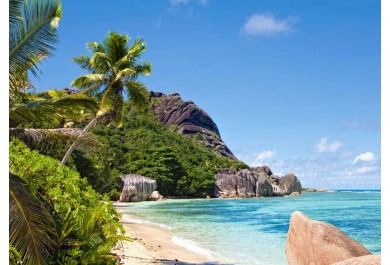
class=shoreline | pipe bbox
[113,202,222,265]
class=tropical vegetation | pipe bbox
[73,104,248,199]
[9,0,249,264]
[60,31,151,165]
[8,0,129,264]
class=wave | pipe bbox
[172,236,216,260]
[337,190,381,193]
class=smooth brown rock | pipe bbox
[331,255,381,265]
[279,173,302,195]
[286,211,372,265]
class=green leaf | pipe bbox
[9,173,57,265]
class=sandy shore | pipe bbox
[112,203,222,265]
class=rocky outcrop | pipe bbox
[286,211,373,265]
[279,173,302,195]
[149,91,237,160]
[256,172,274,196]
[214,167,302,197]
[214,168,257,197]
[331,255,381,265]
[119,174,157,202]
[148,191,164,201]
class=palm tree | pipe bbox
[9,1,64,264]
[9,0,62,104]
[60,31,152,165]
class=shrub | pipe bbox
[9,138,126,264]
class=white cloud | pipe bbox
[243,13,297,36]
[251,150,277,167]
[234,143,380,189]
[355,167,378,174]
[314,137,345,153]
[353,151,376,164]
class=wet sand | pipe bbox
[113,203,221,265]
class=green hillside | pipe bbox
[73,103,248,199]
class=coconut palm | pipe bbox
[60,31,152,165]
[9,0,62,104]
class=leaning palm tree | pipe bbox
[60,31,152,165]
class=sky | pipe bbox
[18,0,382,189]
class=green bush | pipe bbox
[9,138,126,264]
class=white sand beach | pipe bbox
[113,203,219,265]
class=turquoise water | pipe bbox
[119,191,381,265]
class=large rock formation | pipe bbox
[214,167,302,197]
[149,91,237,160]
[119,174,157,202]
[279,173,302,195]
[286,211,373,265]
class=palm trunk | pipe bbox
[60,115,100,165]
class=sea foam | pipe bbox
[172,236,216,260]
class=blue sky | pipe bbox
[26,0,381,189]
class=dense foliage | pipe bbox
[74,104,248,198]
[9,138,126,264]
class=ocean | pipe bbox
[119,191,381,265]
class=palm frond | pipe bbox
[9,173,57,265]
[71,74,106,89]
[72,55,93,71]
[124,80,149,112]
[101,93,124,128]
[99,86,117,113]
[10,95,98,128]
[103,32,129,64]
[80,83,105,97]
[128,38,146,56]
[90,52,111,73]
[9,0,23,24]
[86,41,105,54]
[114,68,136,82]
[10,128,102,153]
[133,62,152,77]
[9,0,62,99]
[114,38,146,70]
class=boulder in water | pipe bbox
[286,211,372,265]
[278,173,302,195]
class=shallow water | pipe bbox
[120,191,381,265]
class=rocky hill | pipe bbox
[148,91,237,160]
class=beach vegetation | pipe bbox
[60,31,152,165]
[9,138,126,264]
[72,104,248,198]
